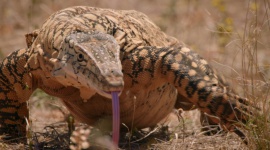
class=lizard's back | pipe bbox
[28,6,179,56]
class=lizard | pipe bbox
[0,6,253,145]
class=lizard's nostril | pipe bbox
[110,69,123,77]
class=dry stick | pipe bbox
[130,127,160,143]
[174,109,186,142]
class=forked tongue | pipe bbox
[111,92,120,146]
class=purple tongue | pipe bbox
[111,92,120,146]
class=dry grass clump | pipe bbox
[238,0,270,149]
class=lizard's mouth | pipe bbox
[102,90,121,96]
[96,88,122,99]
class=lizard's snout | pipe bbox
[104,68,124,88]
[106,76,124,87]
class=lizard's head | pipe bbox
[51,30,124,98]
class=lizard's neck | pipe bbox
[0,48,35,102]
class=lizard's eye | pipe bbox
[77,53,84,62]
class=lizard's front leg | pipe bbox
[160,46,251,143]
[0,90,28,139]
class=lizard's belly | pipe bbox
[63,83,177,129]
[119,83,177,128]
